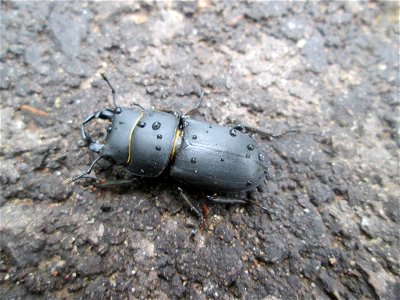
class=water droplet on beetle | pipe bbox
[191,157,196,164]
[247,144,255,150]
[155,145,161,151]
[221,157,224,162]
[192,135,197,140]
[157,134,162,139]
[209,125,212,128]
[246,180,253,186]
[115,107,122,114]
[258,153,264,161]
[138,121,146,128]
[140,169,145,175]
[152,121,161,130]
[246,153,250,158]
[230,129,237,137]
[107,126,112,132]
[182,121,189,128]
[194,170,198,173]
[153,162,157,167]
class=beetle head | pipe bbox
[81,107,143,165]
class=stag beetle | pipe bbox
[69,74,270,235]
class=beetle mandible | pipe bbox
[69,74,270,235]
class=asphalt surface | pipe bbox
[0,1,399,299]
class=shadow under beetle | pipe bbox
[69,74,270,235]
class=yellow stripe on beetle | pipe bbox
[169,129,182,162]
[127,111,145,164]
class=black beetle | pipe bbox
[69,74,270,235]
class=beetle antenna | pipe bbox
[101,73,118,108]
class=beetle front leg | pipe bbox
[66,156,104,184]
[177,187,204,237]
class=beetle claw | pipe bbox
[190,228,198,238]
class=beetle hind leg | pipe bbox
[206,195,269,213]
[177,188,204,237]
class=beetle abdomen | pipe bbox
[125,110,179,177]
[170,119,268,192]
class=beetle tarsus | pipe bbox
[206,195,247,205]
[177,187,204,237]
[206,195,269,213]
[246,200,269,213]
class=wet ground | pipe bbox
[0,1,399,299]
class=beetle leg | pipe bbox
[206,195,248,205]
[177,187,204,237]
[183,90,205,117]
[66,156,104,184]
[242,125,300,140]
[95,177,143,189]
[206,195,269,213]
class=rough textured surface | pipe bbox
[1,1,399,299]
